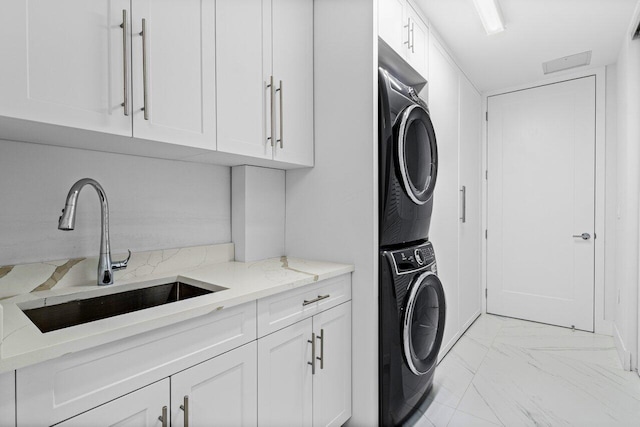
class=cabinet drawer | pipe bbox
[17,301,256,426]
[257,274,351,337]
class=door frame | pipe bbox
[481,67,610,335]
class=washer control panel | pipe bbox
[389,242,436,274]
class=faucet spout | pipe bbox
[58,178,130,285]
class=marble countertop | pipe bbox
[0,256,354,373]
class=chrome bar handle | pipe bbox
[266,76,275,147]
[573,233,591,240]
[460,186,466,223]
[303,294,330,306]
[277,80,283,148]
[410,21,415,52]
[404,18,411,46]
[120,10,129,116]
[316,328,324,369]
[158,406,167,427]
[140,18,149,120]
[180,395,189,427]
[308,333,316,375]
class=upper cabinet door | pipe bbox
[272,0,314,166]
[216,0,272,160]
[131,0,216,149]
[378,0,407,54]
[0,0,132,136]
[405,5,428,78]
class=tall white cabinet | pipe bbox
[428,35,482,355]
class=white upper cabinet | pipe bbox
[217,0,314,166]
[131,0,216,150]
[272,0,314,166]
[0,0,132,136]
[378,0,429,79]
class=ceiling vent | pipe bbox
[542,51,592,75]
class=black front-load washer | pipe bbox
[379,67,438,247]
[379,240,446,426]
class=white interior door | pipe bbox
[487,76,596,331]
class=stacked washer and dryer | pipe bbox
[378,68,447,426]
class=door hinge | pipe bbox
[485,170,488,180]
[485,111,488,121]
[485,288,488,298]
[485,229,488,239]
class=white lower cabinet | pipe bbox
[57,379,170,427]
[0,370,15,426]
[171,342,257,427]
[12,274,352,427]
[258,302,351,427]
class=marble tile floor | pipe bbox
[405,314,640,427]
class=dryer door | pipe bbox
[402,271,446,375]
[395,104,438,205]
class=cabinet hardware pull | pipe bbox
[460,186,466,223]
[180,395,189,427]
[410,21,415,53]
[266,76,275,147]
[158,406,167,427]
[404,18,411,46]
[302,294,330,306]
[308,333,316,374]
[276,80,283,148]
[316,328,324,369]
[120,10,129,116]
[140,18,149,120]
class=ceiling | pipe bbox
[415,0,640,92]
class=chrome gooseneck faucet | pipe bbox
[58,178,130,285]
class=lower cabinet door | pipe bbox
[170,341,258,427]
[312,302,352,427]
[258,318,313,427]
[56,379,169,427]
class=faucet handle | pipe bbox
[112,250,131,271]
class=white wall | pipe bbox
[614,3,640,371]
[0,140,230,266]
[285,0,377,425]
[605,64,617,325]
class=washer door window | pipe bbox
[395,104,438,205]
[403,271,446,375]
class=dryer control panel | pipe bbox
[388,242,436,275]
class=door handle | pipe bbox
[180,395,189,427]
[140,18,149,120]
[266,76,275,147]
[572,233,591,240]
[460,186,466,223]
[308,332,316,375]
[158,406,167,427]
[120,10,129,116]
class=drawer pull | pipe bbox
[303,294,330,306]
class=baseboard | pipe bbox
[613,322,632,370]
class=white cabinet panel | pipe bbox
[0,0,132,136]
[216,0,270,159]
[171,342,257,427]
[57,379,169,427]
[378,0,406,54]
[131,0,216,149]
[405,4,429,78]
[428,36,460,353]
[458,76,482,327]
[272,0,314,166]
[0,371,14,427]
[312,302,352,427]
[258,318,313,427]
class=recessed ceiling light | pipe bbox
[542,51,592,74]
[472,0,505,35]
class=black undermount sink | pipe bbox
[22,282,217,333]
